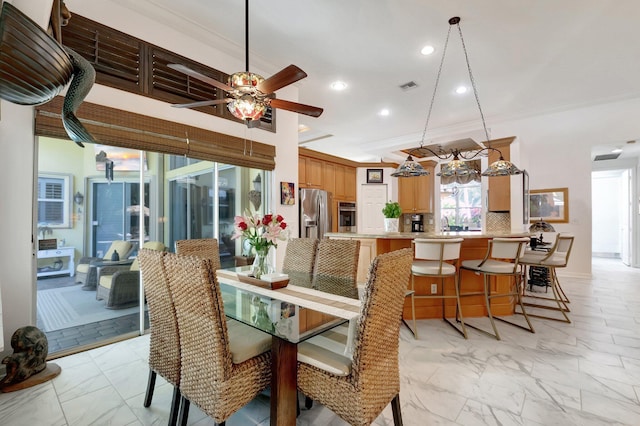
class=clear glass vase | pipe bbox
[251,246,274,279]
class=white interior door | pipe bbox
[360,184,388,234]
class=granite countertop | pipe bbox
[325,231,530,239]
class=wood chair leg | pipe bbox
[305,396,313,409]
[143,369,156,407]
[391,394,403,426]
[178,395,190,426]
[168,386,181,426]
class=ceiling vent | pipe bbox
[399,81,418,91]
[594,153,621,161]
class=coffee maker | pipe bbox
[411,214,424,232]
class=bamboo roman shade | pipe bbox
[35,97,276,170]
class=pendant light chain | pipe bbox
[455,22,490,145]
[393,16,523,179]
[420,24,453,149]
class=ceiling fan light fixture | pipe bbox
[228,93,266,121]
[391,155,430,177]
[229,71,264,93]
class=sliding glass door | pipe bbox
[91,181,150,257]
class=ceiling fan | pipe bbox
[168,0,323,127]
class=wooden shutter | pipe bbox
[62,11,275,131]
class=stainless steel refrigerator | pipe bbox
[299,188,332,239]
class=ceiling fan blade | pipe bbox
[257,65,307,94]
[171,99,231,108]
[168,63,234,92]
[269,98,323,117]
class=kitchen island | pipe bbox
[325,231,529,319]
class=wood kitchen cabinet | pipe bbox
[323,162,336,196]
[334,164,357,201]
[356,238,377,283]
[344,166,356,201]
[299,156,323,188]
[486,137,515,212]
[398,161,435,213]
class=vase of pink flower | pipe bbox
[232,212,288,279]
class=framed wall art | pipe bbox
[280,182,295,205]
[529,188,569,223]
[366,168,383,183]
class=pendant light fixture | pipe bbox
[392,17,522,178]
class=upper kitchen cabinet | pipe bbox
[299,156,323,188]
[298,148,358,201]
[335,164,357,201]
[398,161,436,213]
[486,137,515,212]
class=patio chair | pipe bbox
[76,240,134,290]
[96,241,165,309]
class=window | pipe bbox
[441,181,482,230]
[37,173,71,228]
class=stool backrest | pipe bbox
[490,237,530,260]
[414,238,463,261]
[551,234,574,267]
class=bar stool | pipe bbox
[409,238,466,339]
[459,237,533,340]
[518,234,574,323]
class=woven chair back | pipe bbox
[130,241,165,271]
[352,248,413,386]
[314,239,360,280]
[282,238,319,274]
[137,248,180,386]
[163,252,233,389]
[175,238,221,271]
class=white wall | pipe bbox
[592,173,622,255]
[493,96,640,278]
[0,0,299,357]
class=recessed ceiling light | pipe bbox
[611,148,623,153]
[330,81,348,91]
[421,45,435,55]
[298,124,310,133]
[379,109,390,116]
[455,86,468,94]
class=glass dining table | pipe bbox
[216,268,360,426]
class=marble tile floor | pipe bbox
[1,257,639,425]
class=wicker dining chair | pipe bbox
[297,248,413,426]
[175,238,221,269]
[137,248,181,426]
[282,238,319,274]
[313,238,360,298]
[163,252,272,426]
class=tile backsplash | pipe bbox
[486,212,511,232]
